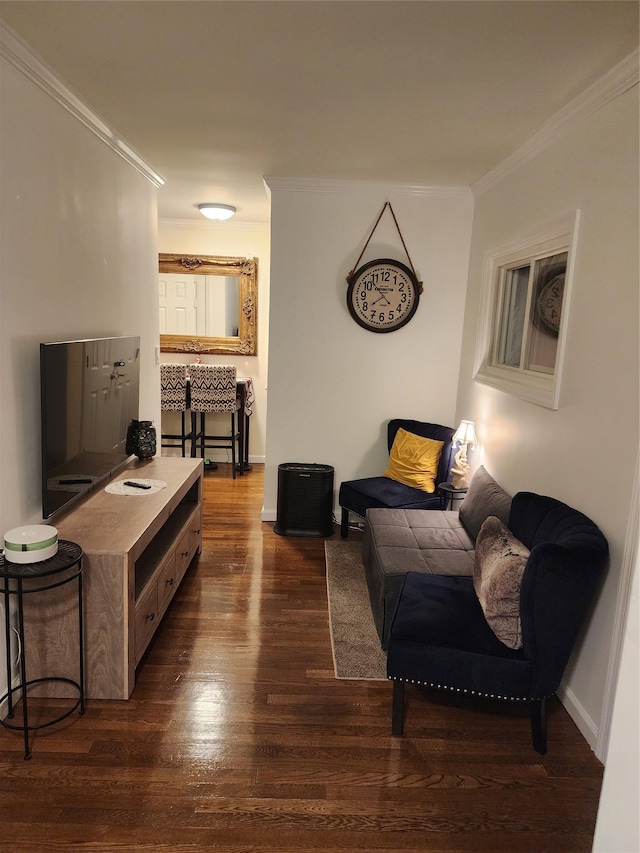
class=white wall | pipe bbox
[593,472,639,852]
[456,85,639,753]
[157,220,270,463]
[263,180,474,520]
[0,42,160,699]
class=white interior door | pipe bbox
[81,338,138,454]
[159,275,202,334]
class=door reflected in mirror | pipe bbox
[159,273,240,337]
[159,254,257,355]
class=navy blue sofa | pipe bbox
[386,491,609,753]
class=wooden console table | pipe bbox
[24,457,203,700]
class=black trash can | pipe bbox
[273,463,334,537]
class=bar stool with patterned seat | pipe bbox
[160,363,192,457]
[189,364,241,477]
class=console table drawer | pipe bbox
[158,551,178,615]
[175,508,201,582]
[134,582,158,665]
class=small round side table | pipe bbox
[438,482,468,511]
[0,540,84,759]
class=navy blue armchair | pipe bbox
[386,492,609,753]
[338,419,456,538]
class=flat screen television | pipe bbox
[40,336,140,520]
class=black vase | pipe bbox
[126,420,157,459]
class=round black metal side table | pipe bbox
[0,540,84,759]
[438,482,468,511]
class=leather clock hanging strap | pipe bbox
[347,201,420,285]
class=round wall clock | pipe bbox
[536,273,564,336]
[346,258,420,333]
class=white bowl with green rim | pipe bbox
[3,525,58,564]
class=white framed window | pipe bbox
[474,211,580,410]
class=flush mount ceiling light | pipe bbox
[197,203,236,221]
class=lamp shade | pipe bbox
[197,203,236,221]
[453,419,477,446]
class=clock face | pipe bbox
[536,273,564,336]
[347,258,420,332]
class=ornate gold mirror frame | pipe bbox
[159,253,257,355]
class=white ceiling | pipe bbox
[1,1,638,223]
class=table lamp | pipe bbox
[450,420,477,489]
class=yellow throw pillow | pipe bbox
[383,428,444,493]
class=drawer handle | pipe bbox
[195,529,201,535]
[182,550,189,558]
[147,612,155,623]
[166,578,174,587]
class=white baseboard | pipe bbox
[180,452,265,465]
[557,679,599,754]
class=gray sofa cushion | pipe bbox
[365,508,476,573]
[458,465,512,541]
[362,508,476,646]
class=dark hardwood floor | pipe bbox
[0,464,604,851]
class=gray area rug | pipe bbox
[325,539,387,680]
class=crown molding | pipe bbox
[0,23,164,188]
[263,176,472,199]
[472,49,639,197]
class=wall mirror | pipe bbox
[159,253,257,355]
